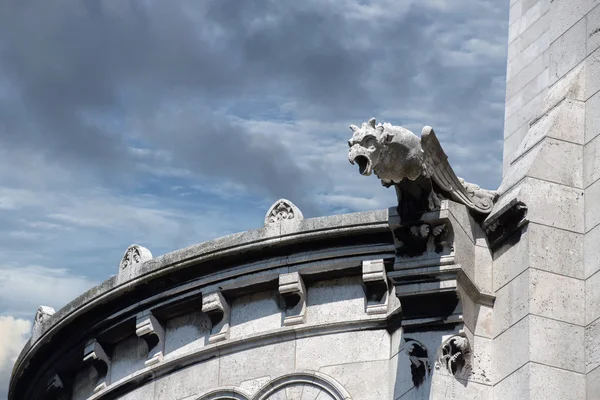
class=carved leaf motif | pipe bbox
[269,202,295,223]
[264,199,303,225]
[119,244,152,269]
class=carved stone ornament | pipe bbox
[347,118,497,220]
[264,198,303,225]
[120,244,152,269]
[404,338,431,388]
[435,335,472,379]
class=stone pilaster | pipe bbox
[495,0,600,398]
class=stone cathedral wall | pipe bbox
[9,199,497,400]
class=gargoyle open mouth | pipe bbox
[352,155,372,176]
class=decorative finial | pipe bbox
[264,199,304,225]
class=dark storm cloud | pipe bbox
[0,0,508,211]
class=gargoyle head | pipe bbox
[347,117,385,176]
[348,117,424,183]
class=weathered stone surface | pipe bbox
[587,90,600,144]
[587,365,600,399]
[164,311,211,360]
[296,330,390,370]
[154,359,219,400]
[549,17,587,86]
[494,363,585,400]
[549,0,597,43]
[586,318,600,373]
[585,224,600,278]
[501,138,583,193]
[320,360,389,400]
[220,341,295,387]
[493,315,585,382]
[495,178,583,233]
[230,290,282,339]
[305,277,365,325]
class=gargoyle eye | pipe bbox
[364,137,377,149]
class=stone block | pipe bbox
[493,270,529,337]
[586,90,600,144]
[493,315,584,382]
[109,335,148,383]
[549,0,596,43]
[492,224,582,292]
[507,13,550,63]
[494,363,585,400]
[549,17,587,86]
[587,4,600,56]
[295,330,390,370]
[320,360,389,400]
[154,358,219,400]
[586,318,600,372]
[509,0,523,27]
[585,224,600,278]
[499,178,584,233]
[587,365,600,399]
[587,271,600,324]
[501,138,583,193]
[512,99,585,160]
[508,0,549,44]
[219,340,295,386]
[584,135,600,188]
[529,315,584,372]
[493,317,530,381]
[586,178,600,232]
[528,269,584,325]
[305,277,365,325]
[506,50,549,100]
[506,69,549,119]
[507,31,551,80]
[229,290,282,339]
[164,311,211,360]
[504,89,546,137]
[503,124,529,176]
[117,382,155,400]
[585,43,600,101]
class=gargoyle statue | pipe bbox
[348,118,496,220]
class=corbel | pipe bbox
[278,272,307,325]
[135,311,165,366]
[82,339,111,393]
[46,372,69,400]
[362,259,389,314]
[202,291,231,343]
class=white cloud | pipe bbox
[0,265,98,319]
[0,316,31,398]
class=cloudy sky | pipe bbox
[0,0,509,395]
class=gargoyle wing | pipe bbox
[421,126,495,214]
